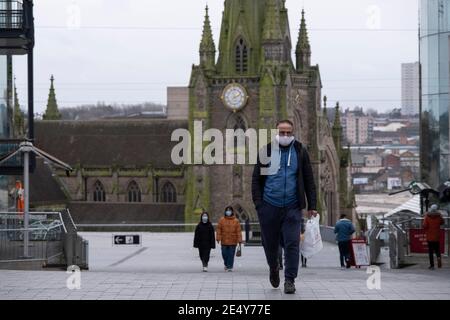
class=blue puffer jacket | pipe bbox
[262,143,298,207]
[334,219,355,242]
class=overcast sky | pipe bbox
[13,0,419,115]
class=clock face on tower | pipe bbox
[221,83,248,111]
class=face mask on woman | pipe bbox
[201,215,208,223]
[225,210,232,217]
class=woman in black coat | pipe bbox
[193,212,216,272]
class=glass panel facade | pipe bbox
[420,0,450,187]
[0,55,10,210]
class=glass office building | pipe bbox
[0,55,11,210]
[420,0,450,187]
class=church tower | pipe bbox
[185,0,351,225]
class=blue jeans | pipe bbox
[257,201,302,281]
[221,245,236,269]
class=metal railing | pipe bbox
[368,216,450,267]
[396,216,450,257]
[0,1,23,29]
[0,212,65,264]
[76,221,261,236]
[319,225,336,243]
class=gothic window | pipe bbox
[235,38,248,73]
[161,182,177,203]
[127,181,142,203]
[232,114,246,131]
[93,181,106,202]
[227,113,247,149]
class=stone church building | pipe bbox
[31,0,354,227]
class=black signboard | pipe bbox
[113,235,141,245]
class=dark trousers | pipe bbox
[221,245,236,269]
[278,245,283,268]
[198,248,211,267]
[428,241,441,267]
[338,241,351,267]
[257,201,301,281]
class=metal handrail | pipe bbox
[0,212,68,217]
[375,228,384,240]
[57,212,67,233]
[66,209,77,231]
[0,211,67,234]
[0,224,62,232]
[0,1,26,33]
[0,1,23,13]
[76,222,261,228]
[392,223,407,235]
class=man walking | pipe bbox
[252,120,317,294]
[334,214,355,268]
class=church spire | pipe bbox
[296,9,311,71]
[13,77,25,137]
[262,0,283,42]
[43,75,61,120]
[199,5,216,72]
[332,102,342,150]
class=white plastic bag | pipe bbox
[300,214,323,259]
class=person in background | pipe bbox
[301,254,307,268]
[193,211,216,272]
[9,180,24,214]
[216,206,242,272]
[423,204,445,270]
[334,213,355,269]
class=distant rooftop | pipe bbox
[374,123,406,132]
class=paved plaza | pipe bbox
[0,232,449,300]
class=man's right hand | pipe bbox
[307,210,318,218]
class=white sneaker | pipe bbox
[227,268,233,272]
[203,267,208,272]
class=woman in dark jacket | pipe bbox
[193,212,216,272]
